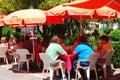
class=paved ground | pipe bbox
[0,64,49,80]
[0,64,120,80]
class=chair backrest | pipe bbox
[87,53,99,69]
[39,53,53,71]
[0,47,8,57]
[16,49,30,62]
[102,50,114,66]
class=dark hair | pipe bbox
[100,35,109,42]
[79,35,88,43]
[25,35,30,41]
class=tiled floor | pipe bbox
[0,63,120,80]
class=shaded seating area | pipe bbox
[0,46,116,80]
[0,1,120,80]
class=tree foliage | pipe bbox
[0,0,42,14]
[38,0,74,10]
[0,0,74,14]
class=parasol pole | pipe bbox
[109,19,113,30]
[30,28,36,60]
[80,15,82,35]
[102,19,104,31]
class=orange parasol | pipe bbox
[0,14,6,26]
[47,4,93,19]
[47,4,118,35]
[47,4,117,19]
[0,19,4,26]
[3,9,47,56]
[3,9,46,26]
[44,11,64,24]
[91,6,117,19]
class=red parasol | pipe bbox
[65,0,120,12]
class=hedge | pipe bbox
[111,41,120,68]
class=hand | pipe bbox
[72,52,76,55]
[64,53,67,56]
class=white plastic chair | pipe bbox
[0,47,8,64]
[75,53,99,80]
[98,50,114,79]
[16,49,33,72]
[8,49,18,65]
[39,53,65,80]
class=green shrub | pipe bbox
[63,36,76,46]
[103,23,110,34]
[14,32,21,40]
[36,34,43,41]
[92,28,104,39]
[110,29,120,41]
[2,27,14,40]
[2,27,14,36]
[111,41,120,68]
[88,35,99,50]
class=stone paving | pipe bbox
[0,64,120,80]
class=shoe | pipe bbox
[60,76,67,80]
[60,78,67,80]
[71,78,75,80]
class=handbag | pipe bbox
[80,61,90,67]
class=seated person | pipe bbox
[72,35,94,79]
[11,38,24,52]
[22,35,33,53]
[96,35,113,57]
[0,36,10,62]
[95,35,113,78]
[46,36,67,78]
[8,35,16,50]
